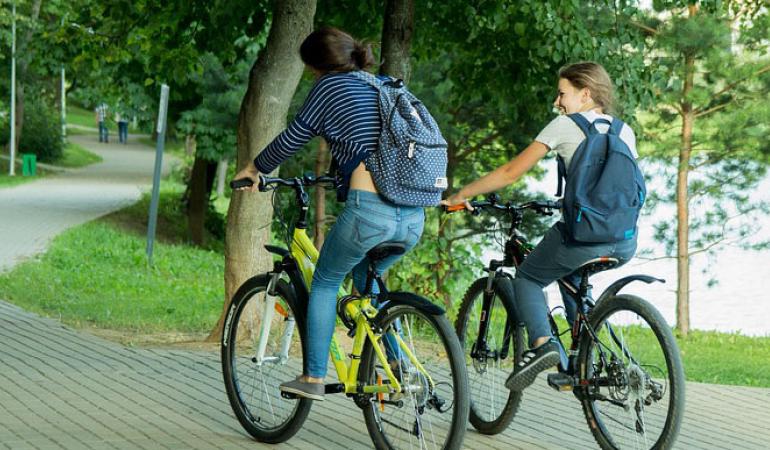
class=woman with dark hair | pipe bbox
[233,28,425,400]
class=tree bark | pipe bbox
[313,139,329,250]
[676,4,699,337]
[188,156,217,246]
[207,0,317,342]
[12,0,43,151]
[379,0,414,83]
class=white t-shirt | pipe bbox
[534,111,638,169]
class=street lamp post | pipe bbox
[9,0,17,176]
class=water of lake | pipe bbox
[481,162,770,337]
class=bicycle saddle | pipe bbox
[578,257,619,276]
[367,243,406,262]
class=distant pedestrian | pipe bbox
[95,103,109,143]
[116,112,129,144]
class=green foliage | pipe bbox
[0,96,64,162]
[176,53,248,162]
[639,2,770,267]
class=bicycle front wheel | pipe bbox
[455,277,524,434]
[221,275,312,443]
[578,294,685,450]
[360,300,469,450]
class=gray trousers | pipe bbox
[513,224,637,346]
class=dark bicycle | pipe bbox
[447,194,685,449]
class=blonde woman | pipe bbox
[442,62,639,391]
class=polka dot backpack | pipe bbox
[351,71,448,207]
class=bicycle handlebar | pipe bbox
[443,194,561,216]
[230,174,336,192]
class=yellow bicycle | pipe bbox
[221,174,469,449]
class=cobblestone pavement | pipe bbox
[1,134,769,449]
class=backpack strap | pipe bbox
[608,118,624,136]
[567,113,593,136]
[349,70,404,91]
[556,154,567,197]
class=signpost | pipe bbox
[146,84,169,265]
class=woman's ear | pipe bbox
[581,88,592,103]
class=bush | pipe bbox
[0,98,64,163]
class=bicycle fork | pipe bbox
[255,272,295,366]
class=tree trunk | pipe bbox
[188,155,218,246]
[185,134,197,156]
[379,0,414,83]
[12,0,43,151]
[313,139,329,250]
[677,110,693,337]
[206,0,317,342]
[676,13,697,336]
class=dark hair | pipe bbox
[300,27,375,73]
[559,61,616,114]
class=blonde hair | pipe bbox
[558,62,616,114]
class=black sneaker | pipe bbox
[279,377,325,401]
[505,338,561,392]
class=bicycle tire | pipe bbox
[360,303,469,450]
[578,294,685,450]
[455,277,524,434]
[221,274,313,443]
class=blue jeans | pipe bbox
[513,224,637,346]
[98,121,109,143]
[305,190,425,378]
[118,121,128,144]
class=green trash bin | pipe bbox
[22,153,37,176]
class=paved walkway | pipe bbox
[0,134,171,272]
[1,134,769,449]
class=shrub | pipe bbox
[0,98,64,163]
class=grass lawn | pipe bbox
[0,159,36,187]
[0,185,224,334]
[67,104,100,129]
[59,141,103,168]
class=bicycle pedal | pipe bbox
[324,383,345,394]
[547,372,574,392]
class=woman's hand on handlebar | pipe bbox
[232,162,260,193]
[440,192,474,212]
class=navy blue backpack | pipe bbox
[556,114,646,243]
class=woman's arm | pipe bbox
[443,141,549,206]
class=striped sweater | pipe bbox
[253,71,381,200]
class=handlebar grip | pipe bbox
[230,178,254,190]
[443,204,467,213]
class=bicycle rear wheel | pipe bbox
[578,294,685,450]
[221,275,312,443]
[455,277,524,434]
[360,300,469,450]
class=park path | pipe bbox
[0,133,172,272]
[1,133,769,449]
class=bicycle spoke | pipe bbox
[361,305,466,449]
[580,295,683,450]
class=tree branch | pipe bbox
[627,19,659,35]
[695,63,770,115]
[455,130,501,162]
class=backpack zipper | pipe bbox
[575,204,606,223]
[408,142,415,158]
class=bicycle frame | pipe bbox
[261,217,430,397]
[468,200,660,378]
